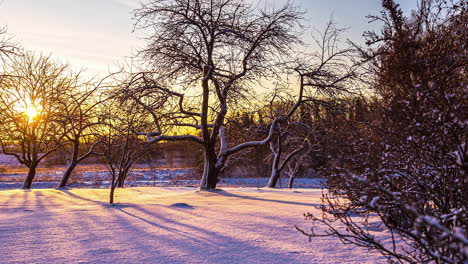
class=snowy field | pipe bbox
[0,187,387,263]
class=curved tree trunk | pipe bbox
[58,141,80,188]
[267,169,280,188]
[288,176,295,189]
[22,163,37,189]
[267,136,282,188]
[57,162,77,188]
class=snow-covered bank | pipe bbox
[0,187,386,263]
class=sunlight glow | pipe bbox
[25,105,38,120]
[13,100,41,123]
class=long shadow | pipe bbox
[107,211,196,261]
[130,205,211,235]
[19,189,34,210]
[129,203,310,246]
[36,190,86,212]
[110,205,303,264]
[3,189,320,264]
[33,191,46,210]
[55,189,213,242]
[113,207,209,242]
[58,189,107,206]
[206,189,322,207]
[159,195,314,237]
[42,191,173,263]
[115,207,167,229]
[45,190,88,207]
[0,191,21,208]
[28,191,121,263]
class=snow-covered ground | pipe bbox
[0,166,325,189]
[0,187,387,263]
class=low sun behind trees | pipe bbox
[0,0,362,191]
[0,53,113,189]
[0,54,78,188]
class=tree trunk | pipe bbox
[267,136,282,188]
[199,152,219,189]
[22,164,37,189]
[57,162,77,188]
[58,141,80,188]
[109,173,116,204]
[116,171,126,188]
[117,177,125,188]
[109,185,115,204]
[267,169,280,188]
[288,176,295,189]
[117,165,131,188]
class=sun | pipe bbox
[25,105,39,120]
[13,99,42,122]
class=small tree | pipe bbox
[55,75,113,188]
[266,122,310,188]
[265,20,359,187]
[101,98,155,204]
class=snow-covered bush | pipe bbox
[299,1,467,263]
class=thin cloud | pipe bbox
[112,0,141,8]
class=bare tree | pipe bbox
[0,54,74,188]
[130,0,304,189]
[101,98,155,204]
[266,121,310,188]
[265,19,359,188]
[55,76,112,188]
[0,25,20,92]
[0,26,19,63]
[284,142,312,189]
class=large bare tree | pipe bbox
[130,0,304,189]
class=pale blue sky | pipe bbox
[0,0,417,75]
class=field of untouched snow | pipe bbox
[0,187,387,264]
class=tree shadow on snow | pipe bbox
[110,205,304,264]
[207,190,322,207]
[57,189,107,206]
